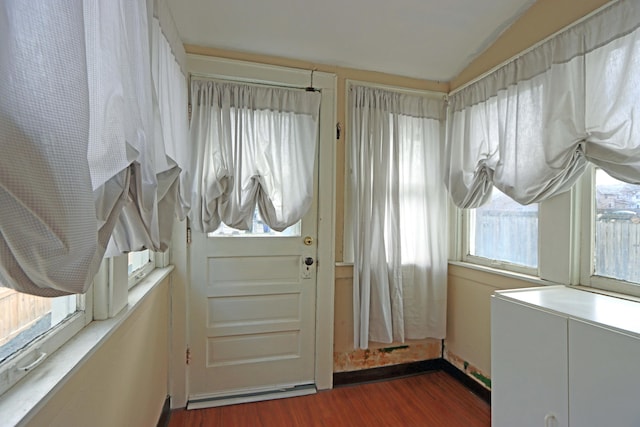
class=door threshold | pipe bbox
[187,383,317,409]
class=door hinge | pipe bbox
[186,347,191,365]
[336,122,342,140]
[188,103,192,122]
[186,227,192,245]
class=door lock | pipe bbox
[303,236,313,246]
[302,257,314,279]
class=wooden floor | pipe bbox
[168,371,490,427]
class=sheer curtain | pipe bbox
[349,86,447,349]
[446,0,640,209]
[0,0,100,297]
[189,80,321,233]
[99,0,189,255]
[0,0,188,296]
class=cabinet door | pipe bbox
[569,319,640,427]
[492,297,569,427]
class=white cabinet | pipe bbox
[492,296,568,427]
[492,286,640,427]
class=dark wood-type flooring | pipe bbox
[168,370,490,427]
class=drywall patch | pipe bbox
[333,340,441,373]
[444,347,491,390]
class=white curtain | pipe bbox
[189,80,321,233]
[349,86,447,349]
[151,8,190,222]
[98,0,189,255]
[446,0,640,208]
[0,0,188,296]
[0,0,101,297]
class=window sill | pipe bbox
[0,266,174,427]
[447,260,553,287]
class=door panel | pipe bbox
[208,256,301,286]
[569,319,640,427]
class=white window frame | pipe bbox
[0,246,162,398]
[127,249,157,289]
[454,163,640,299]
[453,187,579,286]
[0,285,92,397]
[579,166,640,298]
[460,204,539,277]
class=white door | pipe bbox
[184,55,337,408]
[188,201,319,407]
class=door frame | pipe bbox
[173,54,336,404]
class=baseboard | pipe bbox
[333,359,445,387]
[440,360,491,404]
[332,359,491,405]
[157,396,171,427]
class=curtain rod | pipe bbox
[189,71,315,92]
[448,0,618,96]
[347,79,447,100]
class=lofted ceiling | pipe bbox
[166,0,536,82]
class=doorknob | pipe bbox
[304,257,314,266]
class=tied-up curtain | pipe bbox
[0,0,100,297]
[151,2,190,222]
[0,0,188,296]
[85,0,158,256]
[189,80,321,233]
[446,0,640,208]
[349,86,447,349]
[97,0,190,256]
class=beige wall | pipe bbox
[26,278,170,427]
[450,0,611,89]
[334,264,441,371]
[444,265,536,388]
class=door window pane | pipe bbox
[209,206,301,237]
[468,188,538,268]
[594,169,640,283]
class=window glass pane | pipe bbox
[469,188,538,268]
[209,206,301,237]
[594,169,640,283]
[128,250,151,275]
[0,289,77,364]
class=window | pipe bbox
[463,188,539,274]
[0,288,87,396]
[128,249,155,288]
[581,168,640,295]
[454,166,640,294]
[0,292,78,364]
[0,249,157,397]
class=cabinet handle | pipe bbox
[544,413,557,427]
